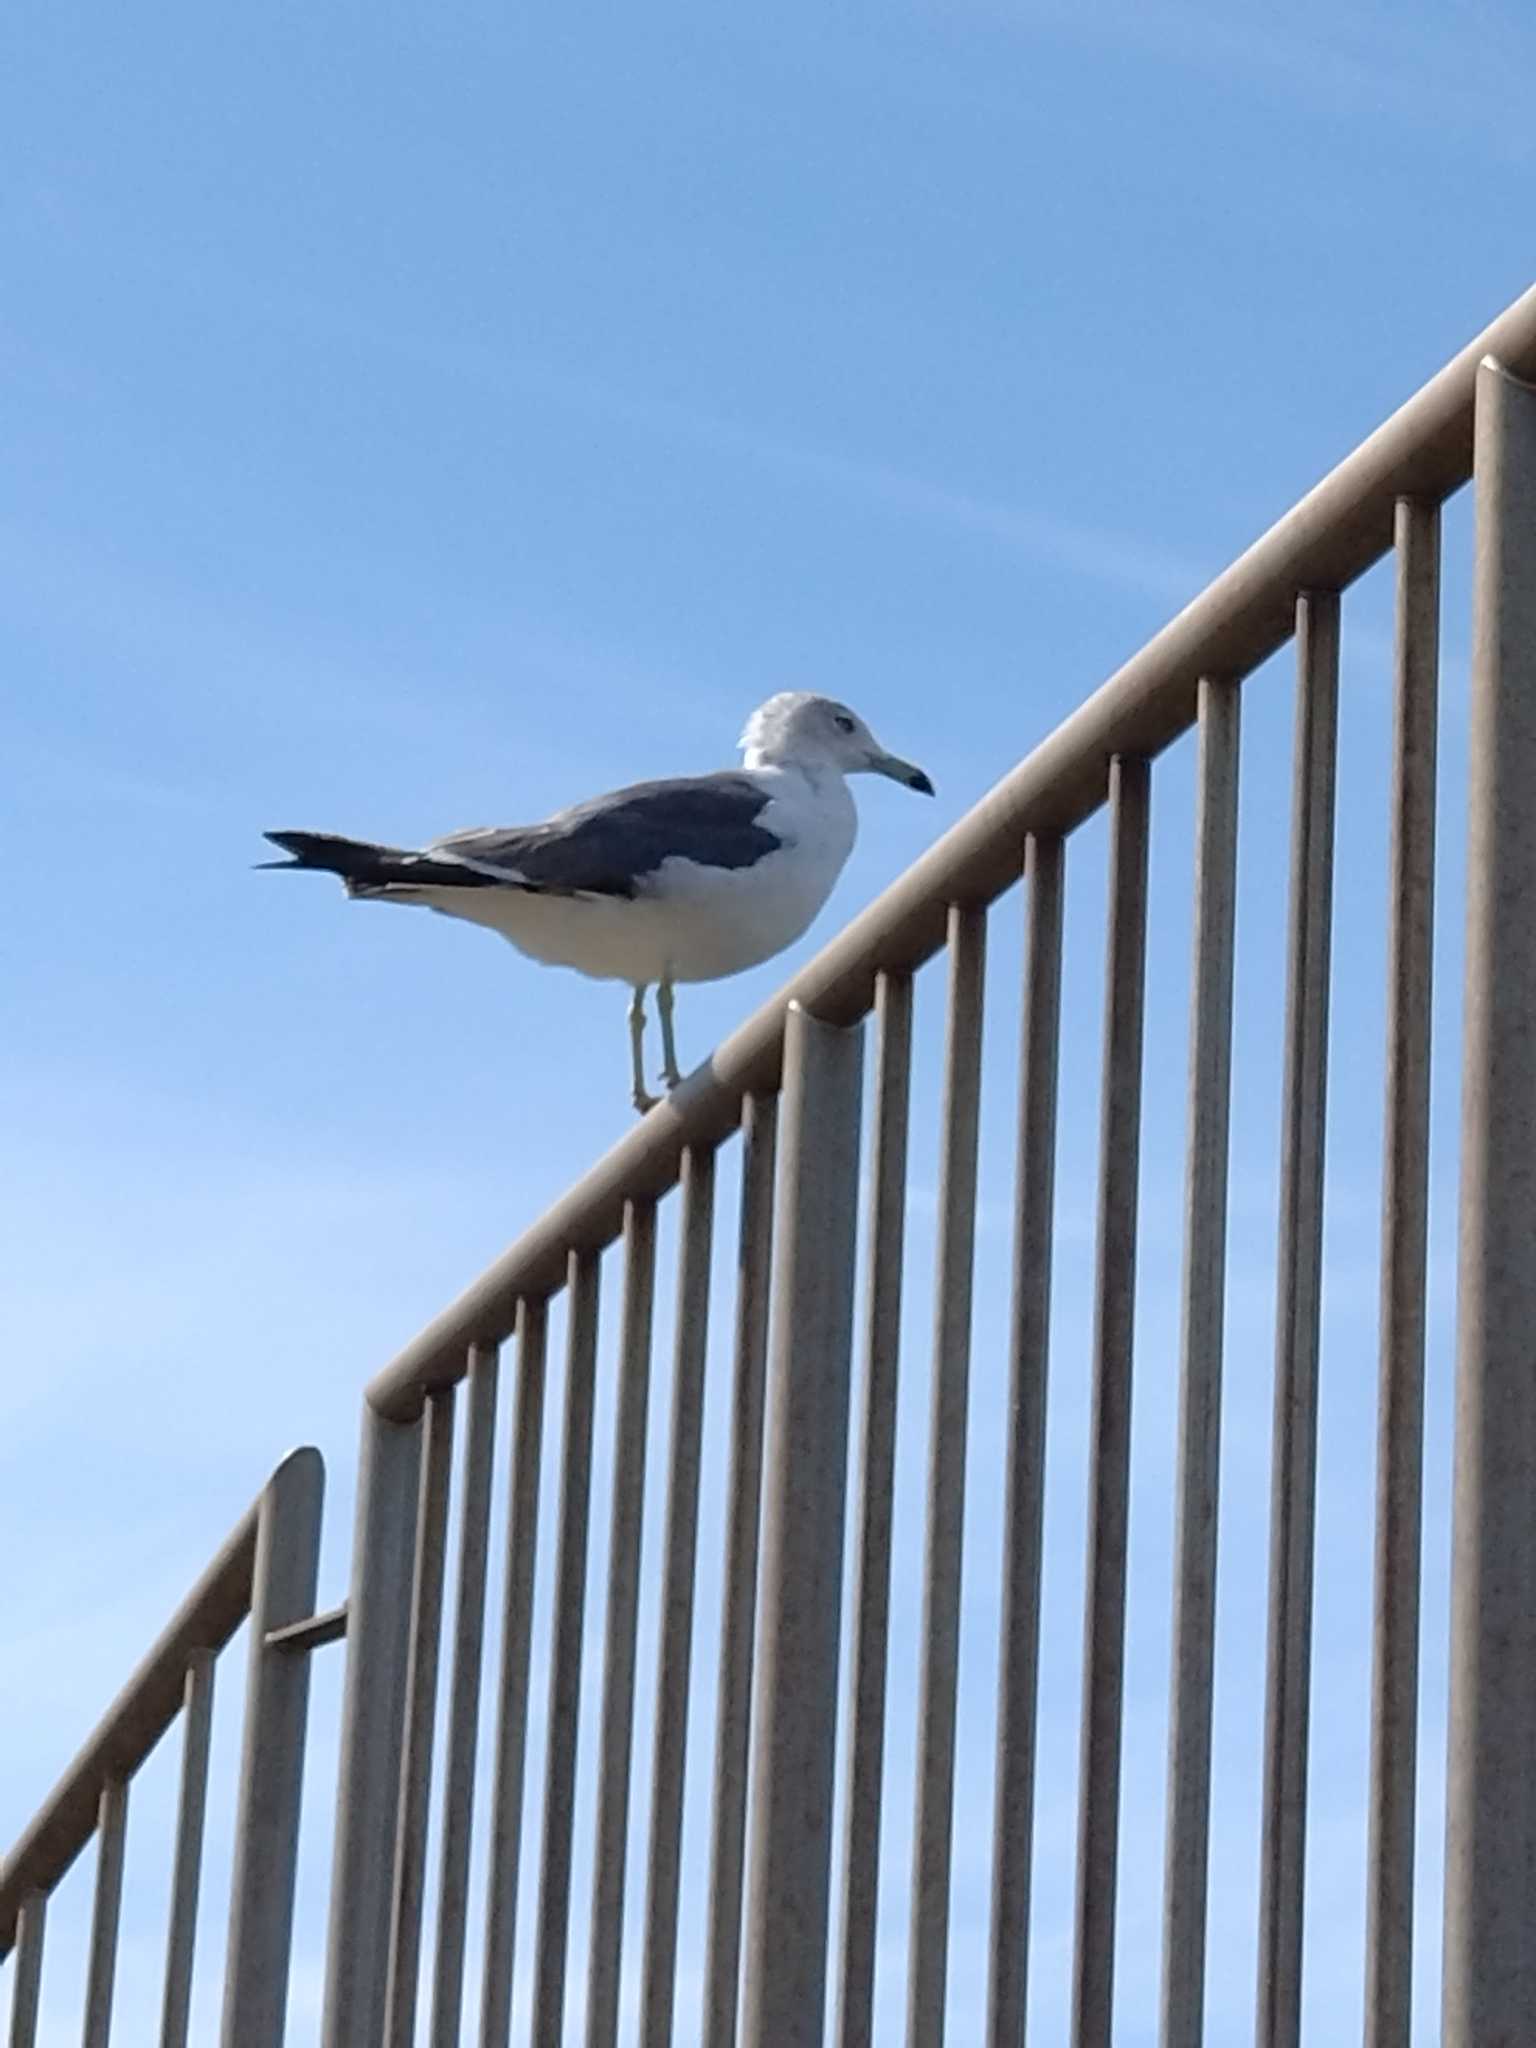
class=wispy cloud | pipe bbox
[382,330,1213,607]
[12,208,1213,616]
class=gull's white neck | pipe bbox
[741,746,846,788]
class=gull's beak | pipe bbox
[869,749,935,796]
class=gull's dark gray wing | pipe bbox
[431,773,782,899]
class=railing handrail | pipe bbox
[0,1446,321,1957]
[366,283,1536,1422]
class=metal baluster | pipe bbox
[480,1299,550,2048]
[530,1254,603,2048]
[740,1004,865,2048]
[835,970,915,2048]
[1442,357,1536,2046]
[702,1095,780,2048]
[82,1781,128,2048]
[1362,501,1439,2048]
[384,1387,457,2048]
[1255,593,1341,2048]
[587,1203,659,2048]
[429,1343,502,2048]
[986,834,1066,2048]
[161,1656,214,2048]
[906,909,988,2048]
[640,1148,719,2046]
[1070,755,1152,2048]
[1160,680,1241,2048]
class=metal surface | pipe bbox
[366,286,1536,1423]
[323,1410,423,2048]
[479,1297,549,2048]
[81,1780,128,2048]
[17,290,1536,2048]
[906,908,988,2048]
[640,1146,719,2047]
[1363,501,1439,2048]
[1255,592,1341,2048]
[161,1657,214,2048]
[0,1496,262,1955]
[702,1094,779,2048]
[429,1343,501,2048]
[835,970,915,2048]
[266,1605,348,1653]
[740,1004,865,2048]
[384,1389,457,2048]
[530,1251,603,2048]
[221,1447,326,2048]
[587,1203,659,2048]
[6,1896,44,2048]
[986,833,1066,2048]
[643,1155,720,2048]
[1160,679,1242,2048]
[1071,755,1152,2048]
[1442,358,1536,2046]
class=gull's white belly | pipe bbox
[409,835,852,986]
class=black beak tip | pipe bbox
[909,768,935,796]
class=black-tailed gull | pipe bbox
[261,691,933,1113]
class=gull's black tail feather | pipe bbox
[258,830,417,887]
[257,830,506,891]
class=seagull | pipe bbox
[261,691,933,1113]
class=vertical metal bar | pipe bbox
[479,1298,549,2048]
[834,970,915,2048]
[702,1092,780,2048]
[322,1405,423,2048]
[384,1386,457,2048]
[529,1252,603,2048]
[82,1779,128,2048]
[1363,500,1439,2048]
[1070,753,1153,2048]
[587,1202,659,2048]
[640,1146,719,2047]
[986,833,1066,2048]
[222,1445,327,2048]
[7,1894,46,2048]
[1443,357,1536,2048]
[1255,590,1341,2048]
[1160,680,1242,2048]
[160,1654,215,2048]
[906,905,989,2048]
[429,1343,502,2048]
[740,1002,865,2048]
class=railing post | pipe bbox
[8,1894,46,2048]
[222,1447,326,2048]
[740,1001,864,2048]
[1443,356,1536,2047]
[322,1406,423,2048]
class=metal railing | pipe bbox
[7,283,1536,2046]
[0,1449,327,2048]
[320,294,1536,2048]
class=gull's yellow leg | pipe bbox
[657,978,684,1091]
[629,986,658,1115]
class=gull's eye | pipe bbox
[833,712,856,734]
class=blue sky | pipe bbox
[4,3,1533,2041]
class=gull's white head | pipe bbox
[738,692,934,793]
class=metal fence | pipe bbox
[6,285,1536,2046]
[0,1449,328,2047]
